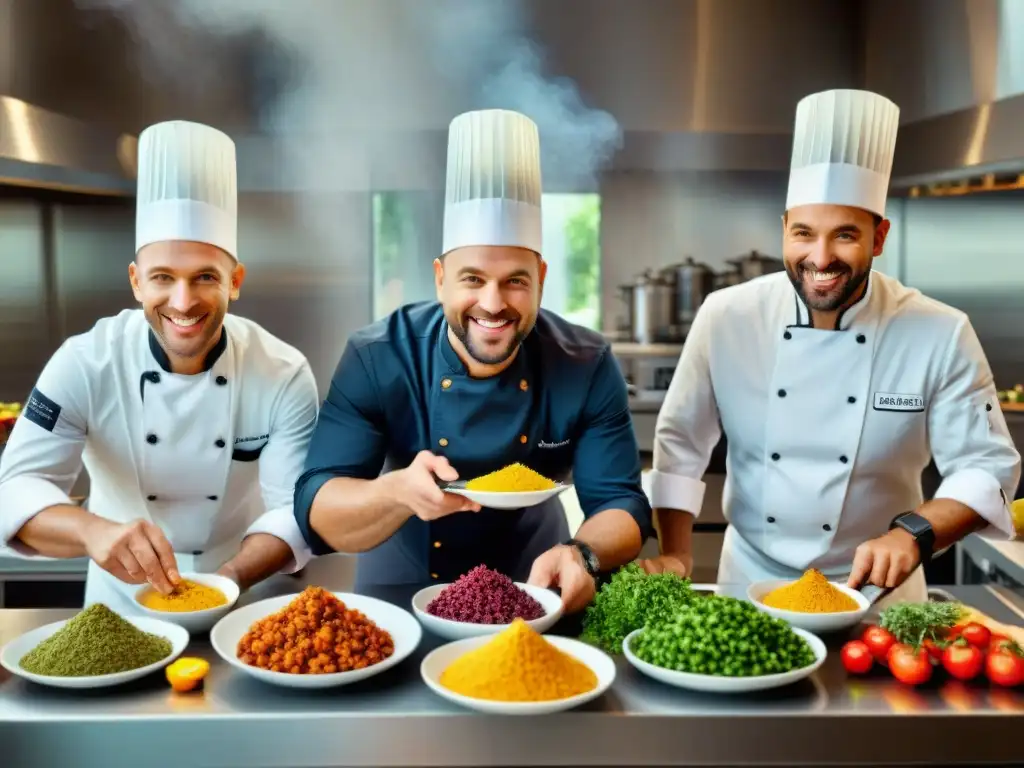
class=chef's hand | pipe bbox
[82,516,180,594]
[846,528,920,590]
[637,553,693,578]
[392,450,482,521]
[528,544,596,614]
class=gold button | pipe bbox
[431,572,439,579]
[441,378,452,389]
[520,434,527,444]
[519,379,528,391]
[439,437,449,447]
[433,540,442,548]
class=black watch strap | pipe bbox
[564,538,600,577]
[890,512,935,563]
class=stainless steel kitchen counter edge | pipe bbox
[1,581,1021,767]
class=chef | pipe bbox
[0,120,319,611]
[641,89,1021,603]
[294,109,651,613]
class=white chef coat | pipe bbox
[0,309,319,611]
[650,271,1021,604]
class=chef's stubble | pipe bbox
[448,311,530,366]
[787,261,870,313]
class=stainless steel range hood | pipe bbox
[0,95,137,197]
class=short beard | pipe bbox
[787,262,870,313]
[448,313,527,366]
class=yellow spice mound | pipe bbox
[761,568,859,613]
[138,579,228,612]
[464,463,557,492]
[440,618,597,702]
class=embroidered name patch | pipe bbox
[538,439,570,449]
[873,392,925,412]
[24,388,62,432]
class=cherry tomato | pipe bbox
[988,634,1011,653]
[922,638,944,663]
[986,647,1024,688]
[941,641,984,681]
[861,625,897,663]
[841,640,874,675]
[959,622,991,648]
[887,643,933,686]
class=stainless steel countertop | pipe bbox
[1,579,1022,768]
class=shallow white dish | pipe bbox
[442,481,572,510]
[623,626,826,694]
[210,591,421,689]
[747,580,870,632]
[0,615,189,689]
[421,634,615,714]
[133,572,240,632]
[411,582,563,640]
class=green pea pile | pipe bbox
[629,595,817,677]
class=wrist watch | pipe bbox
[564,538,601,577]
[890,512,935,564]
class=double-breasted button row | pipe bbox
[767,517,832,532]
[147,434,228,449]
[148,494,218,501]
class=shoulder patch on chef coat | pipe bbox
[23,388,62,432]
[873,392,925,412]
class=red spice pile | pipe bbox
[426,565,546,624]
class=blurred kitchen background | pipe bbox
[2,0,1024,606]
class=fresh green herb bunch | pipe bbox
[878,601,965,646]
[629,595,816,677]
[580,563,697,653]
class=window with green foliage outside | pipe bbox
[371,191,602,331]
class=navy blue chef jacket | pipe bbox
[294,301,652,589]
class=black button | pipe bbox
[848,396,856,404]
[216,376,228,386]
[147,495,157,501]
[215,439,226,448]
[207,495,218,501]
[192,550,202,556]
[986,403,993,412]
[771,452,780,461]
[146,433,158,445]
[778,389,787,398]
[839,455,848,463]
[823,523,832,531]
[783,331,792,340]
[148,372,161,384]
[856,334,866,344]
[767,516,776,523]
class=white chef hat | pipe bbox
[135,120,238,260]
[786,89,900,218]
[442,109,543,257]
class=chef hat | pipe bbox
[786,89,900,218]
[442,109,543,257]
[135,120,238,260]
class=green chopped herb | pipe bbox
[878,601,966,646]
[20,603,172,677]
[580,563,698,654]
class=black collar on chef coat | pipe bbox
[788,271,875,331]
[139,327,229,402]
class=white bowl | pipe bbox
[210,591,422,689]
[442,482,572,510]
[133,572,240,632]
[623,626,826,694]
[0,615,189,689]
[411,582,563,640]
[421,633,615,714]
[746,579,870,632]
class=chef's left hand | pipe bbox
[846,528,920,590]
[527,544,596,614]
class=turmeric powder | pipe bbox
[464,463,557,492]
[440,618,597,701]
[138,579,228,612]
[760,569,859,613]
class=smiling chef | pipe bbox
[293,109,651,613]
[0,120,319,609]
[640,89,1021,603]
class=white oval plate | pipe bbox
[133,572,241,632]
[421,634,615,714]
[442,482,572,510]
[0,615,189,689]
[747,580,870,633]
[623,626,826,694]
[411,582,563,640]
[210,591,421,689]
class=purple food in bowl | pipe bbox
[426,565,546,624]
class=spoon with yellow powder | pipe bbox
[441,463,572,510]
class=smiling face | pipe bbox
[129,241,245,373]
[434,245,546,374]
[783,204,889,323]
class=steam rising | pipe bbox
[73,0,622,190]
